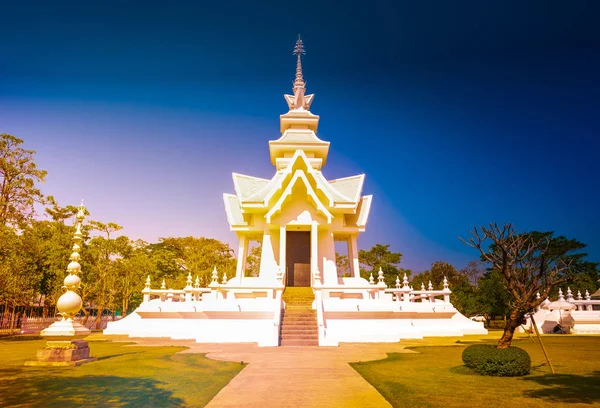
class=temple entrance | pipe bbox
[286,231,311,287]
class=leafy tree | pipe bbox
[114,240,154,315]
[359,244,404,287]
[476,269,511,321]
[462,223,599,348]
[0,225,39,327]
[411,261,477,316]
[0,134,48,228]
[245,242,262,277]
[335,252,351,277]
[153,237,235,287]
[84,221,124,327]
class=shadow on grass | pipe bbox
[96,351,142,361]
[0,335,42,341]
[0,368,185,407]
[521,371,600,404]
[448,365,480,376]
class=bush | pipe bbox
[462,344,531,376]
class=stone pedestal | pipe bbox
[25,340,97,366]
[25,318,96,367]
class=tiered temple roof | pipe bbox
[223,36,372,232]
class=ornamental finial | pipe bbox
[284,35,314,111]
[56,201,87,320]
[293,34,306,88]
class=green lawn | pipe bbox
[351,335,600,408]
[0,336,245,407]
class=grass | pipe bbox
[351,335,600,408]
[0,336,245,407]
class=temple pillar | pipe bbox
[260,227,278,281]
[235,235,248,282]
[279,225,287,280]
[349,234,360,278]
[311,221,319,284]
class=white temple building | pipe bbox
[520,288,600,335]
[105,38,487,346]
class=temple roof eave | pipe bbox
[238,152,364,210]
[223,194,248,228]
[232,173,271,201]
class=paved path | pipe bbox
[130,339,414,407]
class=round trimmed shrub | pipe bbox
[462,344,531,376]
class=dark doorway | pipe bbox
[286,231,311,287]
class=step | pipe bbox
[280,329,318,336]
[282,322,316,327]
[283,309,316,314]
[281,324,317,329]
[282,314,316,319]
[282,312,316,317]
[280,339,319,346]
[282,317,316,323]
[280,335,318,341]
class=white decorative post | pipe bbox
[194,276,200,301]
[377,267,384,284]
[209,266,220,300]
[376,267,386,299]
[369,272,374,285]
[401,274,411,303]
[427,281,434,303]
[185,272,193,302]
[142,275,151,303]
[536,292,541,311]
[567,287,574,302]
[160,279,166,302]
[26,201,96,366]
[210,267,219,286]
[585,290,592,311]
[442,276,451,303]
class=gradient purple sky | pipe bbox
[1,1,599,272]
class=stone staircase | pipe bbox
[280,287,319,346]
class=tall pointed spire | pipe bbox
[284,35,314,111]
[293,34,306,90]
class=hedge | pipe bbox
[462,344,531,376]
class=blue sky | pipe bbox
[1,0,599,271]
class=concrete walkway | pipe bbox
[130,339,414,407]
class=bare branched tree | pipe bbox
[461,223,574,348]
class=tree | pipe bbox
[152,237,235,287]
[476,269,511,322]
[245,242,262,277]
[411,261,477,316]
[335,253,351,277]
[85,221,124,328]
[0,134,48,228]
[462,223,598,348]
[359,244,404,287]
[461,260,487,286]
[114,240,154,315]
[0,225,39,328]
